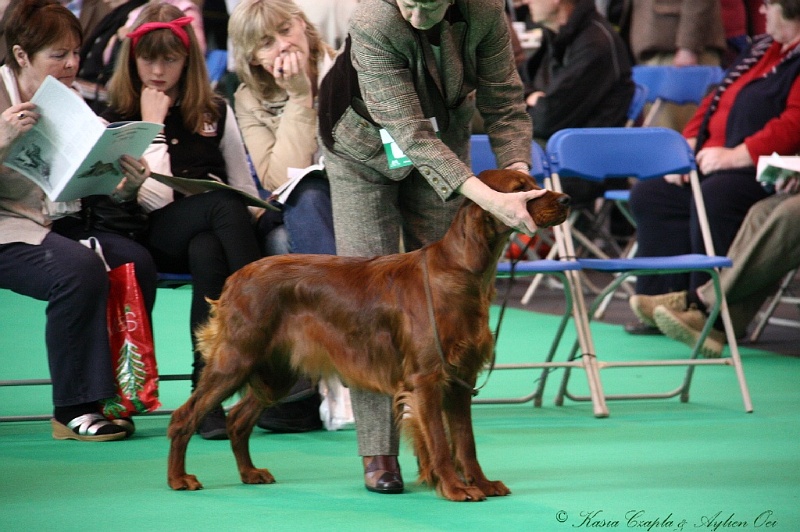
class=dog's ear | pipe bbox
[477,169,538,193]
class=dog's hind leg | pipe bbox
[228,387,276,485]
[444,386,510,498]
[167,356,250,491]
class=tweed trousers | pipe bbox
[323,145,463,456]
[698,193,800,337]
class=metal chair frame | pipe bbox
[750,267,800,342]
[473,140,609,417]
[544,127,753,413]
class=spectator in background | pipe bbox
[228,0,339,433]
[618,0,727,131]
[627,0,800,334]
[522,0,634,143]
[102,2,263,439]
[522,0,634,234]
[76,0,148,112]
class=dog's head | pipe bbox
[478,169,570,229]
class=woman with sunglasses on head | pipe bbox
[102,2,263,440]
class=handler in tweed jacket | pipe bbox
[319,0,538,494]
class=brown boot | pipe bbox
[363,455,404,494]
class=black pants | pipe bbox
[0,227,156,407]
[144,191,262,381]
[629,169,770,295]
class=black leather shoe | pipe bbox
[363,455,404,494]
[198,404,228,440]
[624,321,662,335]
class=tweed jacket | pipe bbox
[319,0,531,201]
[621,0,726,62]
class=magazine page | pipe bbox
[66,121,163,201]
[5,76,105,200]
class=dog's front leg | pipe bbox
[445,386,510,498]
[412,374,487,502]
[228,390,275,485]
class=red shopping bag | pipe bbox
[102,262,161,419]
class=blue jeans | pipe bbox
[282,172,336,255]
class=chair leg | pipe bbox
[750,268,798,342]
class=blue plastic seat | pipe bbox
[545,127,752,412]
[632,65,724,126]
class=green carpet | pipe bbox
[1,287,799,531]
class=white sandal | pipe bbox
[51,413,127,442]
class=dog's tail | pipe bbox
[194,298,220,363]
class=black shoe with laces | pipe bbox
[197,404,228,440]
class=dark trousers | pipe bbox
[630,169,769,295]
[143,191,262,382]
[0,227,156,407]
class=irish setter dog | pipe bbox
[167,169,570,501]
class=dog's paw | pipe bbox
[474,479,511,497]
[240,467,276,485]
[440,482,487,502]
[168,474,203,491]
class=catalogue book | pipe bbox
[756,153,800,185]
[150,173,278,211]
[4,75,162,202]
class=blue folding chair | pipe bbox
[632,65,724,127]
[545,127,752,412]
[476,141,608,417]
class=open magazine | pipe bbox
[4,75,162,202]
[151,172,279,211]
[757,153,800,185]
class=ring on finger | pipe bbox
[18,112,25,120]
[139,166,146,173]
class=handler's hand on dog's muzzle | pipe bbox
[502,188,548,235]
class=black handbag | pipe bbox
[82,194,149,240]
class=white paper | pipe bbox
[271,161,325,204]
[4,76,162,202]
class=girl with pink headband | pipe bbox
[103,2,264,440]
